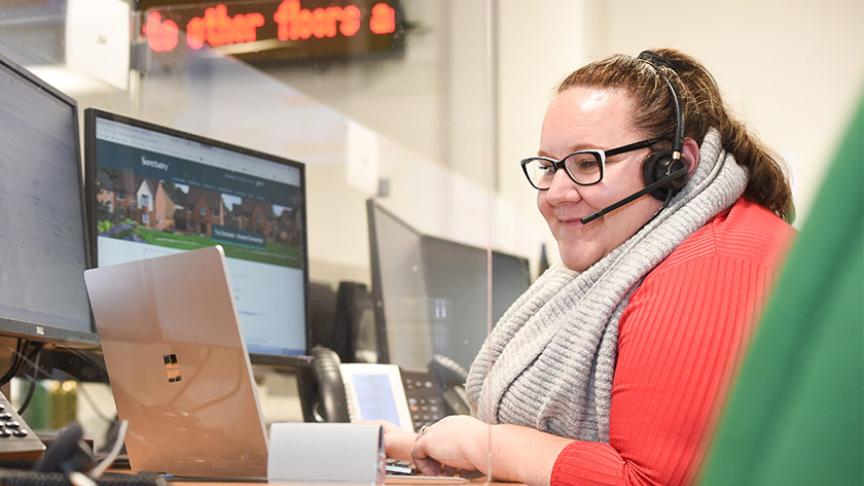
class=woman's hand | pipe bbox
[411,415,488,476]
[357,419,417,461]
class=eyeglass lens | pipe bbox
[524,151,602,189]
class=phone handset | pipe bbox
[310,346,350,423]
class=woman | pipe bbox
[384,48,795,485]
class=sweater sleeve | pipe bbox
[550,254,776,486]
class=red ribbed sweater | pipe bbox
[550,198,794,486]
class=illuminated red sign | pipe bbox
[141,0,403,63]
[186,5,265,49]
[273,0,362,40]
[142,11,179,53]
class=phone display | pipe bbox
[340,363,413,431]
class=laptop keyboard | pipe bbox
[384,458,414,475]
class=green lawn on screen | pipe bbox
[135,226,302,268]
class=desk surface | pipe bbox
[174,478,523,486]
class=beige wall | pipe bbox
[602,0,864,225]
[495,0,864,263]
[496,0,603,265]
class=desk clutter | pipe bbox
[0,419,162,486]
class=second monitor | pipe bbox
[367,200,531,371]
[84,109,309,361]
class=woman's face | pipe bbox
[537,86,663,272]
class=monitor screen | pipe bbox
[421,238,531,370]
[367,201,431,370]
[491,250,532,324]
[367,200,531,370]
[85,109,308,359]
[0,54,96,345]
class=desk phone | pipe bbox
[310,347,470,431]
[0,390,45,464]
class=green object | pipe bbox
[19,380,78,432]
[21,381,49,430]
[699,95,864,484]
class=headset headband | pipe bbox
[637,50,684,161]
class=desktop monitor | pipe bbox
[367,200,531,370]
[84,109,309,361]
[366,201,430,370]
[421,238,531,370]
[0,53,97,345]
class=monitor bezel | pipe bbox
[366,199,415,365]
[0,52,98,347]
[83,108,311,361]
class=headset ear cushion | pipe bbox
[643,150,689,201]
[642,150,674,201]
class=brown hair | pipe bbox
[558,48,794,222]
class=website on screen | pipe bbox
[95,117,306,356]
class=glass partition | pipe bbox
[0,0,546,481]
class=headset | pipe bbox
[580,50,690,224]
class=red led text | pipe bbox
[143,0,399,55]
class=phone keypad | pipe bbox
[0,392,45,460]
[402,371,446,431]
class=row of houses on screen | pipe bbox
[97,171,300,245]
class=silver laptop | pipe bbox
[84,246,268,479]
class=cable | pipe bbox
[0,345,146,482]
[90,420,128,478]
[54,346,110,381]
[4,344,116,425]
[47,345,116,422]
[1,338,24,383]
[17,342,45,415]
[68,471,98,486]
[74,382,115,424]
[0,338,28,385]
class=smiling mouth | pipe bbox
[557,217,585,225]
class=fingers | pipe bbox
[384,428,419,461]
[411,440,442,476]
[411,418,482,477]
[414,457,443,476]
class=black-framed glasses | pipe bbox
[520,138,660,190]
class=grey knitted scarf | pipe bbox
[466,129,748,442]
